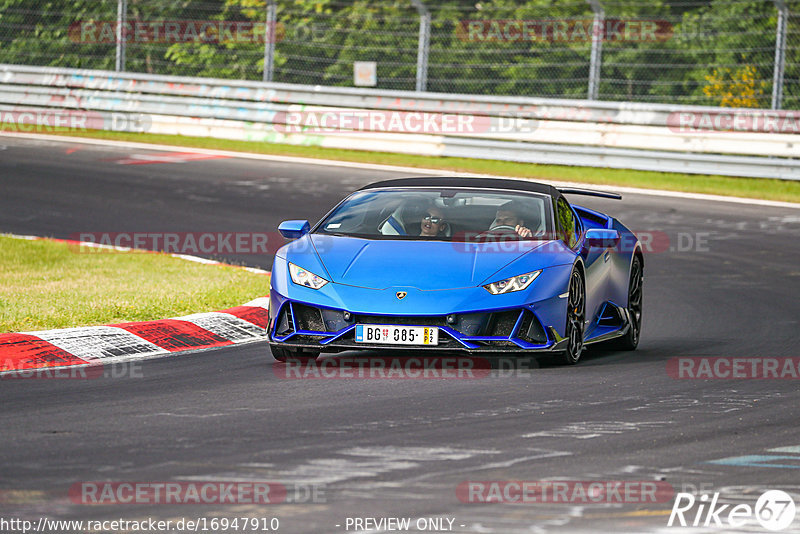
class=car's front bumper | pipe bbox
[268,292,568,354]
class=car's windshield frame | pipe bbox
[312,186,555,242]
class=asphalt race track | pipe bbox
[1,135,800,533]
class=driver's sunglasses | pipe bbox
[423,215,444,224]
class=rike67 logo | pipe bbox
[668,490,796,531]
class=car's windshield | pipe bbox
[315,187,553,242]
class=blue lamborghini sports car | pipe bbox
[268,177,643,365]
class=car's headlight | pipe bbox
[482,270,541,295]
[288,262,329,290]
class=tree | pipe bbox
[0,0,117,69]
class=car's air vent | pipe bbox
[293,303,326,331]
[574,206,609,226]
[488,310,520,337]
[276,305,295,335]
[517,310,547,344]
[597,303,624,327]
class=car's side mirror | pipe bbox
[278,220,311,239]
[585,228,620,248]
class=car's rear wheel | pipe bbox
[270,346,319,363]
[557,268,585,365]
[609,255,643,351]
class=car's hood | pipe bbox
[307,235,556,291]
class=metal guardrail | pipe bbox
[1,64,798,180]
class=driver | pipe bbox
[420,205,447,237]
[491,201,535,238]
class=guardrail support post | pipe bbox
[771,0,788,110]
[115,0,127,72]
[263,0,277,82]
[587,0,604,100]
[411,0,430,92]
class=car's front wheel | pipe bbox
[557,267,585,365]
[270,346,319,363]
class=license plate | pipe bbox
[355,325,439,346]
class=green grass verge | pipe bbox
[14,127,800,204]
[0,236,269,333]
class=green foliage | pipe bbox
[644,0,778,106]
[0,0,116,69]
[703,64,768,107]
[0,0,797,107]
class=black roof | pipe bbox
[358,176,559,197]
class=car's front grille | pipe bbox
[275,302,549,349]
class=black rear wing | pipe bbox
[557,187,622,200]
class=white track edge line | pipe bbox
[2,131,798,209]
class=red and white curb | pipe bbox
[0,234,271,374]
[0,297,270,374]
